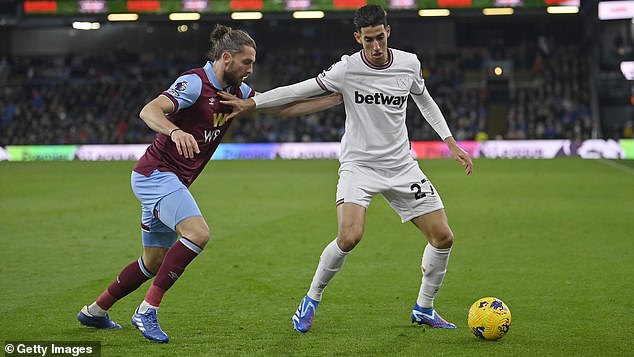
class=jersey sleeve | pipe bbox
[410,58,425,96]
[411,88,452,140]
[162,73,202,112]
[252,79,326,108]
[316,55,349,93]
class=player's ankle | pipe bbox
[138,300,158,314]
[87,302,107,317]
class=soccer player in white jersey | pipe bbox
[220,4,473,332]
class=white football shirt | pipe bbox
[316,48,424,168]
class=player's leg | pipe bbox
[382,162,455,328]
[307,203,366,301]
[312,202,366,296]
[132,188,207,343]
[410,209,456,328]
[140,215,209,312]
[77,206,168,329]
[77,253,157,329]
[141,246,168,274]
[293,203,365,333]
[293,163,374,333]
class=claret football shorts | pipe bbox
[131,170,202,248]
[336,161,444,223]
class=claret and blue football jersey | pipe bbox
[134,61,255,187]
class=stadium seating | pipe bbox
[0,41,620,145]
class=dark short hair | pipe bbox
[208,24,257,60]
[353,4,387,32]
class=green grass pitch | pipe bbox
[1,158,633,356]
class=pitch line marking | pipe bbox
[598,159,634,177]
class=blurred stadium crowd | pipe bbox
[1,39,631,146]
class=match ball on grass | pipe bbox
[467,297,511,340]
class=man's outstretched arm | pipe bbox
[273,93,342,118]
[219,78,326,119]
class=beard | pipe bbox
[224,66,244,88]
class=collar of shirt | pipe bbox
[203,61,233,92]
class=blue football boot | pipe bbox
[131,307,169,343]
[77,305,121,329]
[292,295,320,333]
[411,303,456,329]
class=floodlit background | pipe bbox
[1,1,633,356]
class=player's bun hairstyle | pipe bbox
[208,24,257,60]
[353,4,387,32]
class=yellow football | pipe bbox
[467,297,512,340]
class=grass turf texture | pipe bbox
[1,158,632,356]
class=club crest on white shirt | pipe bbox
[396,75,410,89]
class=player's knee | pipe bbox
[338,226,363,252]
[142,253,166,273]
[145,260,162,274]
[187,225,210,248]
[431,230,453,249]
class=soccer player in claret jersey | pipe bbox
[220,5,473,333]
[76,24,341,343]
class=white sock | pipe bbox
[138,300,158,314]
[307,239,349,301]
[417,243,451,308]
[87,302,107,317]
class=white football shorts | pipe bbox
[336,161,444,223]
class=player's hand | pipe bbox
[218,91,256,120]
[445,137,473,176]
[170,129,200,159]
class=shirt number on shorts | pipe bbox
[410,179,435,200]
